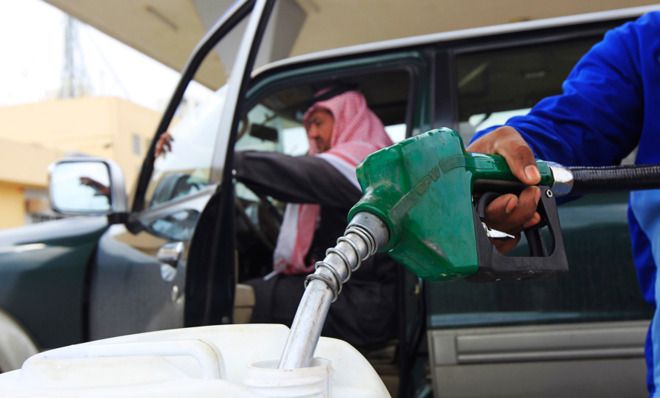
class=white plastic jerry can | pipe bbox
[0,324,390,398]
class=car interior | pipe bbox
[233,69,412,282]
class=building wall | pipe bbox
[0,183,26,229]
[0,97,115,156]
[0,138,64,187]
[0,138,64,229]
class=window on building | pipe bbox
[132,133,141,155]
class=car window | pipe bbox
[455,37,597,140]
[459,108,530,144]
[143,16,251,209]
[236,72,410,201]
[429,35,653,329]
[137,7,261,243]
[147,88,224,209]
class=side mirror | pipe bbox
[49,158,128,215]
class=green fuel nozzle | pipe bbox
[348,128,567,281]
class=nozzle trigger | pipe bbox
[481,222,515,239]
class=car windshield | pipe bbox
[147,87,226,205]
[143,4,253,209]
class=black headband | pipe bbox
[311,83,358,103]
[295,83,359,121]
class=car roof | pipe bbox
[255,4,659,76]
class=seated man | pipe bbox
[235,89,398,349]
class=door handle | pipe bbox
[157,241,184,267]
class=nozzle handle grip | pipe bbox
[468,153,554,187]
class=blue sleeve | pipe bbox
[471,15,646,166]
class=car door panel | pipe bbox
[90,225,180,340]
[429,321,648,397]
[0,217,108,349]
[89,187,216,340]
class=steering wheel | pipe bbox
[234,183,283,251]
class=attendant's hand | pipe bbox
[467,126,542,253]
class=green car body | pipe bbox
[0,217,107,349]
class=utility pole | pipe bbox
[59,16,89,99]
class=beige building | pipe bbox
[0,97,161,229]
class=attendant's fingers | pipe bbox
[492,235,521,254]
[483,193,519,220]
[485,187,541,234]
[522,212,542,229]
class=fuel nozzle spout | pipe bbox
[278,212,389,370]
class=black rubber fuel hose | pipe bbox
[568,165,660,194]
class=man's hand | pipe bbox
[467,126,542,253]
[155,132,174,158]
[79,176,110,197]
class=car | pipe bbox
[0,1,657,396]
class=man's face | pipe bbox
[305,109,334,152]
